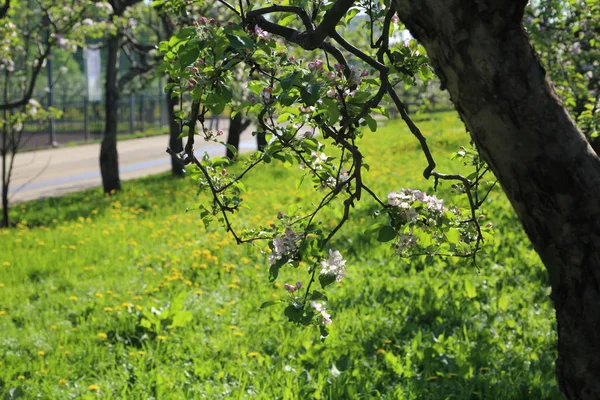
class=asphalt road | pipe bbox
[8,123,257,204]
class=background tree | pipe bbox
[100,0,162,193]
[0,0,95,227]
[525,0,599,153]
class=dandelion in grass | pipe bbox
[88,384,100,391]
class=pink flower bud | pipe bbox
[284,283,296,293]
[216,129,224,136]
[209,18,216,25]
[295,282,303,289]
[191,67,199,73]
[307,61,316,70]
[326,71,335,81]
[361,69,369,77]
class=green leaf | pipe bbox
[464,280,477,299]
[284,305,304,323]
[377,225,397,242]
[168,310,193,329]
[319,274,336,289]
[364,114,377,132]
[310,291,328,301]
[364,222,384,235]
[446,229,460,244]
[498,294,509,311]
[259,300,282,309]
[178,43,199,67]
[322,98,340,125]
[281,72,300,90]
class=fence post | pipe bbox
[129,94,135,134]
[139,95,144,132]
[84,96,89,141]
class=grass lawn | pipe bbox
[0,111,561,399]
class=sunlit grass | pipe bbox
[0,111,561,399]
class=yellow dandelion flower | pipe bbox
[157,335,167,341]
[228,325,238,330]
[0,283,5,287]
[50,325,57,330]
[17,375,25,380]
[95,292,103,298]
[376,349,386,355]
[64,350,71,355]
[194,290,203,295]
[104,307,113,312]
[383,339,392,344]
[38,350,45,356]
[69,296,77,301]
[248,351,260,357]
[58,346,64,350]
[234,332,243,337]
[58,378,68,386]
[2,261,10,267]
[0,310,6,316]
[88,384,100,391]
[41,369,47,375]
[138,351,146,355]
[97,333,107,340]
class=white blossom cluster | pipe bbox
[319,249,346,282]
[388,188,445,216]
[269,228,300,265]
[311,301,332,325]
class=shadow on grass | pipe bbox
[11,173,190,228]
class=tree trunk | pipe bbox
[226,112,252,160]
[166,82,184,176]
[256,130,267,152]
[100,33,121,193]
[1,148,7,228]
[394,1,600,398]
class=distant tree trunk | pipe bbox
[166,82,184,176]
[226,112,251,160]
[394,1,600,398]
[100,33,121,193]
[1,128,8,228]
[256,131,267,151]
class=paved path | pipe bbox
[8,121,257,203]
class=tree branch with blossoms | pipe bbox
[160,0,495,336]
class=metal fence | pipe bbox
[22,94,170,149]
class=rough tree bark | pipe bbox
[393,1,600,398]
[166,83,185,176]
[100,32,122,193]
